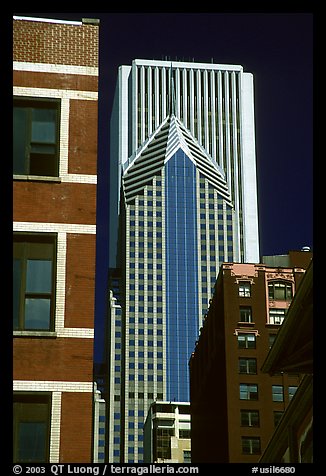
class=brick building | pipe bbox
[189,250,312,463]
[260,260,313,463]
[13,16,99,462]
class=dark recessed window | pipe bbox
[241,436,261,455]
[13,393,51,463]
[239,307,253,323]
[239,358,257,374]
[268,281,293,300]
[239,282,251,297]
[240,410,260,427]
[273,411,284,427]
[288,386,298,400]
[272,385,284,402]
[240,384,258,401]
[13,97,60,177]
[13,233,56,331]
[237,333,256,349]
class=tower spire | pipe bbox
[169,62,176,116]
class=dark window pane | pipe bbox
[31,109,56,144]
[18,422,47,462]
[14,395,50,463]
[13,259,22,330]
[26,260,52,293]
[13,99,59,177]
[13,235,55,331]
[13,107,29,174]
[25,299,51,330]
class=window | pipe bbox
[269,309,286,325]
[13,393,51,463]
[179,429,191,438]
[240,410,260,427]
[13,97,60,177]
[13,233,56,331]
[272,385,284,402]
[239,307,253,323]
[155,427,173,460]
[183,450,191,463]
[237,333,256,349]
[239,282,251,297]
[273,411,284,427]
[241,437,261,455]
[269,334,277,348]
[240,384,258,400]
[239,358,257,374]
[288,386,298,400]
[268,281,293,300]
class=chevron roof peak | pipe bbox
[122,114,232,205]
[165,114,196,164]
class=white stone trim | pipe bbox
[13,222,96,234]
[59,97,69,176]
[61,174,97,184]
[55,231,67,331]
[13,86,98,101]
[13,61,98,76]
[13,16,83,26]
[57,328,94,338]
[50,392,62,462]
[13,380,93,393]
[13,173,97,184]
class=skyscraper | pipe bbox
[107,59,260,462]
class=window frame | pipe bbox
[239,306,253,323]
[238,357,257,375]
[237,333,256,349]
[269,308,286,325]
[268,280,293,301]
[239,383,258,401]
[241,436,261,455]
[240,409,260,428]
[288,386,298,400]
[272,385,284,402]
[13,96,61,178]
[13,392,52,463]
[273,411,284,427]
[238,281,251,297]
[13,232,57,332]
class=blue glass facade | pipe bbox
[165,149,198,401]
[109,114,238,462]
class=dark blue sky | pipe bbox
[15,12,313,362]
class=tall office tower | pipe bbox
[109,59,259,267]
[107,59,260,462]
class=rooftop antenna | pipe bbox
[168,62,176,116]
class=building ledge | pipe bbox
[13,174,61,183]
[13,331,57,338]
[237,321,256,328]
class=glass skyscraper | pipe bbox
[107,60,260,462]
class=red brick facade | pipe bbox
[13,182,97,224]
[13,19,98,66]
[13,16,99,463]
[190,255,312,463]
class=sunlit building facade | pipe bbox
[13,15,99,462]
